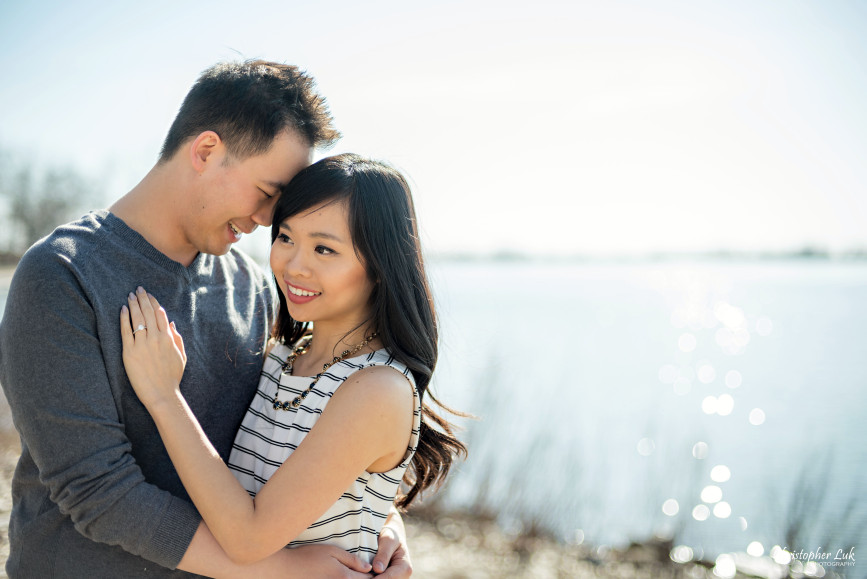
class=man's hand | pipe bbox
[371,510,413,577]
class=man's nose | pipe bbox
[252,195,280,227]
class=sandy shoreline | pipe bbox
[0,268,15,289]
[0,442,834,579]
[0,443,15,578]
[0,441,770,579]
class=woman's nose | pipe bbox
[285,249,311,277]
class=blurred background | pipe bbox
[1,1,864,577]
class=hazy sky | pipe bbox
[1,0,865,258]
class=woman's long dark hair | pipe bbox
[271,153,466,507]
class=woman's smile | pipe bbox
[284,281,322,304]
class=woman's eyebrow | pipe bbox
[310,231,344,242]
[279,223,344,243]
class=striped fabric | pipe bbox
[228,342,421,561]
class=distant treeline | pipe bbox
[433,248,867,263]
[0,147,101,262]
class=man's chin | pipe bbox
[201,242,234,257]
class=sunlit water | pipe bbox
[427,259,866,562]
[1,260,864,564]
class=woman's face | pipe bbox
[270,199,374,328]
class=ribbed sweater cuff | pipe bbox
[145,496,202,570]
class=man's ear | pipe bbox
[188,131,223,173]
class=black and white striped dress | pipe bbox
[228,342,421,561]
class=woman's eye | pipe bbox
[315,245,335,255]
[260,188,274,199]
[277,233,292,244]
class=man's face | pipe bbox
[185,130,312,256]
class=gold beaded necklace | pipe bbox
[273,333,378,411]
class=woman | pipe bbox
[120,153,466,566]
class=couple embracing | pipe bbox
[0,61,465,578]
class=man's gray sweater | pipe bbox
[0,211,276,577]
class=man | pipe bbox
[0,61,411,578]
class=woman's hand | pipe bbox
[120,287,187,409]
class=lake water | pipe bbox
[1,259,864,565]
[426,259,866,563]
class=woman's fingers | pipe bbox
[127,290,148,337]
[120,305,133,347]
[169,321,187,365]
[135,287,159,334]
[125,289,180,359]
[146,292,169,333]
[126,288,170,340]
[121,289,187,405]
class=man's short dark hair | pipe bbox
[159,60,340,162]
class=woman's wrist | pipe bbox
[141,385,184,415]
